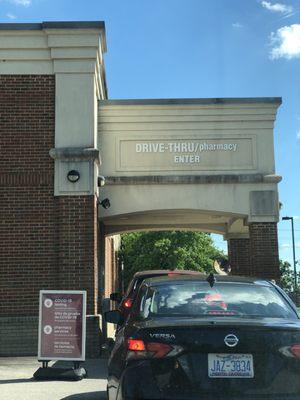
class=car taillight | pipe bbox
[279,344,300,358]
[127,338,183,360]
[128,339,146,351]
[122,298,133,309]
[206,310,236,316]
[146,342,173,358]
[290,344,300,358]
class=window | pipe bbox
[139,282,297,320]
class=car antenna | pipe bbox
[207,273,216,288]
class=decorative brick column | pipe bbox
[0,22,107,357]
[0,75,102,356]
[249,222,280,281]
[228,238,251,276]
[0,75,56,318]
[104,236,119,298]
[57,195,98,315]
[0,75,56,355]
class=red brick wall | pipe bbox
[0,75,99,317]
[57,195,98,315]
[249,222,280,281]
[0,75,56,316]
[228,225,280,280]
[105,236,120,297]
[104,236,114,298]
[228,238,251,276]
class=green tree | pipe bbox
[279,260,294,293]
[279,260,300,306]
[119,231,225,287]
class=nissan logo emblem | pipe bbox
[224,334,239,347]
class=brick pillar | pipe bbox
[228,238,251,276]
[98,222,106,307]
[249,222,280,281]
[0,75,56,356]
[105,236,119,296]
[57,195,98,315]
[0,23,106,357]
[104,236,113,298]
[0,75,56,318]
[57,195,102,357]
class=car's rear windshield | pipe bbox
[138,281,297,319]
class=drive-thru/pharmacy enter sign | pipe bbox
[38,290,86,361]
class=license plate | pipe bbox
[208,353,254,378]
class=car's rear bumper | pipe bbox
[119,360,161,399]
[122,395,300,400]
[117,360,300,400]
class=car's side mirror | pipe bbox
[110,292,123,303]
[101,337,116,353]
[105,310,123,324]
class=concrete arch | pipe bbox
[98,98,282,286]
[100,208,248,237]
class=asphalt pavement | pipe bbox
[0,357,107,400]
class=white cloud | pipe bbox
[232,22,243,29]
[8,0,32,7]
[297,131,300,139]
[6,13,17,19]
[270,24,300,59]
[261,1,293,14]
[281,242,300,249]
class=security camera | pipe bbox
[100,198,111,209]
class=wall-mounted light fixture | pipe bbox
[98,175,106,187]
[100,198,111,209]
[67,170,80,183]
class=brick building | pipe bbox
[0,21,282,356]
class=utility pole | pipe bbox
[282,216,297,291]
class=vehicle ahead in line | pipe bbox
[110,269,203,324]
[105,274,300,400]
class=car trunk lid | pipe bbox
[133,317,300,397]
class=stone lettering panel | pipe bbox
[116,137,256,172]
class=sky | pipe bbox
[0,0,299,267]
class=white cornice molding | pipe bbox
[0,23,107,99]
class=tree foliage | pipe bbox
[279,260,295,293]
[119,231,225,287]
[279,260,300,306]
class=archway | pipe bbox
[98,97,282,292]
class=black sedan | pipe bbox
[110,269,202,327]
[105,274,300,399]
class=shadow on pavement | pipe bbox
[61,391,106,400]
[0,378,34,384]
[53,359,108,380]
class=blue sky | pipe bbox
[1,0,299,267]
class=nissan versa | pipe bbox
[105,274,300,400]
[110,269,202,327]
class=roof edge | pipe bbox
[0,21,105,30]
[100,97,282,106]
[0,21,107,52]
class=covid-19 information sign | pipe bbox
[38,290,86,361]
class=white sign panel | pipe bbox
[116,137,256,172]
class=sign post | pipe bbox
[34,290,87,380]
